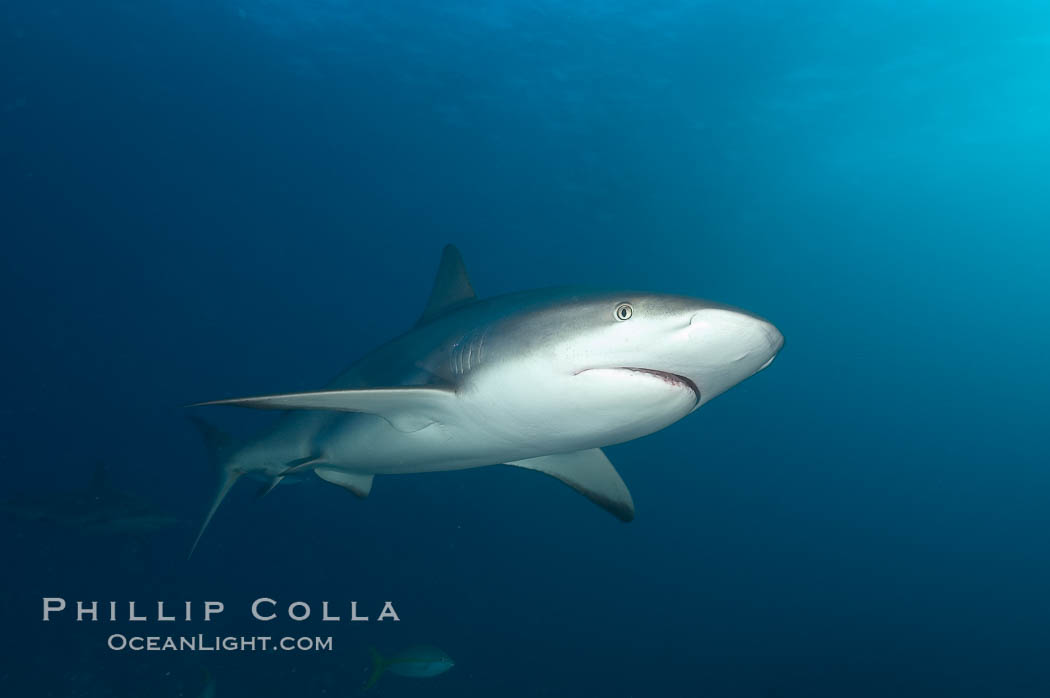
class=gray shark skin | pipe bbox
[189,245,783,555]
[0,462,179,536]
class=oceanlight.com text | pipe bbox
[107,634,334,652]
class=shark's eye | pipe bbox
[614,303,633,321]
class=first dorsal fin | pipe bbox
[416,244,476,326]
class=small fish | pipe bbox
[364,645,454,689]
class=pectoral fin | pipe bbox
[506,449,635,522]
[191,387,456,433]
[315,468,374,498]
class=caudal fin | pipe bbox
[364,647,386,690]
[187,417,242,559]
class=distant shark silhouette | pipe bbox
[189,244,783,555]
[0,462,180,535]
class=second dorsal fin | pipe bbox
[416,244,476,326]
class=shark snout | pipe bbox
[755,320,783,372]
[760,320,784,355]
[688,309,782,353]
[679,308,783,404]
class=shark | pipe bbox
[0,462,179,536]
[188,245,783,554]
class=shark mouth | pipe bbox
[574,367,701,407]
[618,368,701,406]
[574,367,702,406]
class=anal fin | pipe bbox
[280,454,325,477]
[256,476,284,498]
[315,468,374,498]
[506,449,634,522]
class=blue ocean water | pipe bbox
[2,1,1049,696]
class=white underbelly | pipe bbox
[313,367,698,474]
[314,414,566,474]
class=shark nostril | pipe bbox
[755,321,784,353]
[767,326,785,353]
